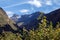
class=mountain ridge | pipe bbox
[0,7,18,33]
[11,8,60,29]
[0,7,60,31]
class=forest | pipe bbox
[0,16,60,40]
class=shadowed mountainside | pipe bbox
[46,8,60,26]
[11,8,60,29]
[0,7,18,33]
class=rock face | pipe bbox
[11,14,20,22]
[0,8,9,25]
[0,8,18,33]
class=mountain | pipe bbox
[0,7,18,33]
[46,8,60,26]
[11,8,60,29]
[0,7,60,33]
[11,12,44,30]
[11,14,20,22]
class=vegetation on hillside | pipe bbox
[0,15,60,40]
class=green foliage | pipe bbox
[0,31,22,40]
[22,16,60,40]
[0,16,60,40]
[37,12,44,20]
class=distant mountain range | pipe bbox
[11,12,44,29]
[0,7,60,32]
[11,8,60,30]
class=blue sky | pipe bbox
[0,0,60,17]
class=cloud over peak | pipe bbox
[19,9,30,14]
[6,11,14,17]
[3,0,42,8]
[28,0,42,7]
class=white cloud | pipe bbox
[2,0,60,9]
[46,0,52,5]
[19,9,29,14]
[28,0,42,7]
[3,0,42,8]
[6,11,14,17]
